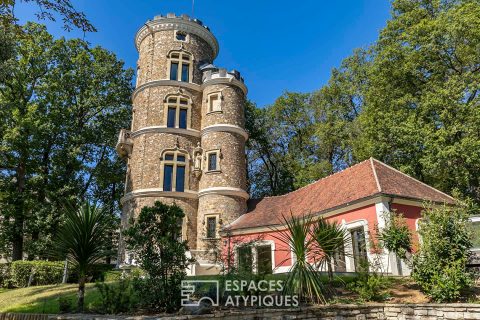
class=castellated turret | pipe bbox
[116,13,248,274]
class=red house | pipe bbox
[221,158,455,276]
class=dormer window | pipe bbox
[168,51,192,82]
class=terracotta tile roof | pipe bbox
[226,158,454,231]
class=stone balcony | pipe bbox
[116,129,133,158]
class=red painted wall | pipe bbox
[390,203,423,249]
[224,204,379,269]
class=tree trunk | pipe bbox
[12,161,26,261]
[77,275,86,312]
[327,260,334,283]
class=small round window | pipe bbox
[176,31,187,42]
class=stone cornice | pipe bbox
[201,124,249,140]
[121,188,198,204]
[198,187,249,200]
[132,80,202,101]
[131,126,201,138]
[135,18,219,58]
[202,78,248,95]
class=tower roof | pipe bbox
[135,13,219,58]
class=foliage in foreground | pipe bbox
[346,260,390,302]
[412,204,473,302]
[55,201,113,311]
[124,201,192,313]
[272,214,327,304]
[310,218,350,283]
[377,211,413,268]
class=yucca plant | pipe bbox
[55,201,112,312]
[310,218,350,283]
[271,213,326,304]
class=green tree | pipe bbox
[412,204,473,302]
[0,23,133,260]
[55,201,112,311]
[355,0,480,203]
[0,0,95,32]
[123,201,192,313]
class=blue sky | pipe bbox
[14,0,391,107]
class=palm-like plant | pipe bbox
[310,218,350,283]
[55,201,112,312]
[272,213,326,304]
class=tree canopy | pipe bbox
[0,22,133,260]
[247,0,480,207]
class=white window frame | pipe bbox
[159,150,189,192]
[206,92,222,113]
[166,50,193,82]
[163,95,192,129]
[205,149,221,172]
[470,216,480,252]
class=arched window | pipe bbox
[168,51,192,82]
[160,150,189,192]
[164,95,191,129]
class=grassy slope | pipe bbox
[0,283,101,314]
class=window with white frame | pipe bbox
[470,217,480,250]
[168,51,192,82]
[165,96,191,129]
[161,151,188,192]
[207,92,222,113]
[206,150,220,172]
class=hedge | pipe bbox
[11,260,64,287]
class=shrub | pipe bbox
[124,201,193,313]
[347,260,389,302]
[58,296,74,313]
[0,263,11,288]
[412,204,473,302]
[96,278,138,314]
[11,260,64,287]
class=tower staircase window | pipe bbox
[168,51,192,82]
[206,216,217,238]
[206,150,221,172]
[161,151,188,192]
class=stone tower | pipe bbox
[116,13,248,275]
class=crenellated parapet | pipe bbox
[135,13,219,58]
[202,68,247,94]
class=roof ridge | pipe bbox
[371,158,455,201]
[370,157,382,192]
[257,159,373,201]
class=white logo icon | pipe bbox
[181,280,219,307]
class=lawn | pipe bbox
[0,283,101,314]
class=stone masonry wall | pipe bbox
[10,304,480,320]
[137,30,214,86]
[201,84,246,129]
